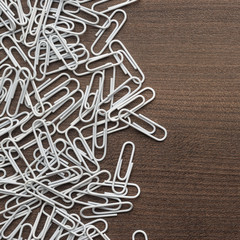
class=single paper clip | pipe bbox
[86,51,124,72]
[91,10,127,55]
[87,180,141,199]
[92,109,108,161]
[80,201,133,219]
[119,109,167,142]
[112,141,135,195]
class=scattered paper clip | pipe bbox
[0,0,166,239]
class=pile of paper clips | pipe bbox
[0,0,167,239]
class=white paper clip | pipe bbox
[0,0,167,237]
[86,51,124,72]
[62,1,111,29]
[80,201,133,219]
[91,10,127,55]
[112,141,135,194]
[92,0,138,14]
[119,109,168,142]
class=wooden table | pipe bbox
[107,1,240,239]
[1,1,240,240]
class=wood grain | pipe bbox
[106,1,240,239]
[1,1,240,240]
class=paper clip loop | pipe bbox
[86,225,110,240]
[132,230,148,240]
[112,141,134,194]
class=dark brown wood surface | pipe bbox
[107,1,240,239]
[1,1,240,240]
